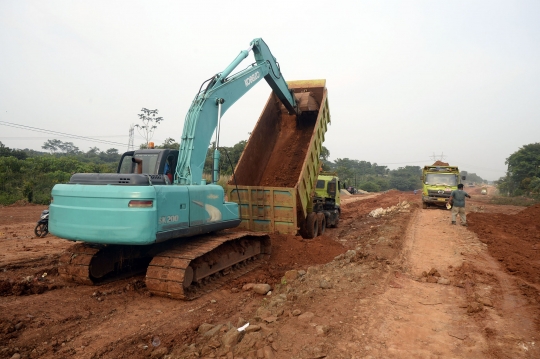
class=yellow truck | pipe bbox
[227,80,336,238]
[421,165,465,209]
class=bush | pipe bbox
[0,155,114,205]
[358,181,380,192]
[490,196,540,207]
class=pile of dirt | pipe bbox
[0,278,55,296]
[342,190,418,219]
[432,160,449,166]
[468,204,540,286]
[257,114,315,187]
[340,189,351,196]
[230,233,346,288]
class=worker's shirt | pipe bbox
[450,190,469,207]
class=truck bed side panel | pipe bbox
[227,79,330,234]
[228,186,297,234]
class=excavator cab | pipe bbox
[68,149,179,186]
[117,149,178,178]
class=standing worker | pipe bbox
[449,183,471,226]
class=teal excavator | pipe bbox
[50,38,313,299]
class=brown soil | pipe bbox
[432,160,450,166]
[468,204,540,286]
[1,191,539,358]
[257,115,314,187]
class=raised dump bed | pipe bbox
[226,79,330,235]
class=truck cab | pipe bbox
[312,173,341,228]
[421,165,465,209]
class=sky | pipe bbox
[1,1,539,181]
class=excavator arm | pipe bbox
[175,38,298,185]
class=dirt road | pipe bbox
[1,191,538,359]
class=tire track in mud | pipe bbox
[366,207,539,358]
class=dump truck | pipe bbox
[226,80,338,238]
[421,164,465,209]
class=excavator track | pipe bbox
[146,232,270,300]
[58,232,271,301]
[58,243,100,285]
[58,243,153,285]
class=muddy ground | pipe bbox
[0,188,539,359]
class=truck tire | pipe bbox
[304,212,319,239]
[333,215,339,227]
[327,210,339,228]
[316,213,326,236]
[422,202,427,209]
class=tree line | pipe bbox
[0,140,121,205]
[7,137,529,207]
[496,143,540,197]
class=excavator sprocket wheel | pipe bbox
[58,243,100,285]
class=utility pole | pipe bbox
[128,124,135,151]
[429,152,446,162]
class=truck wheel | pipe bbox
[316,213,326,236]
[304,212,319,239]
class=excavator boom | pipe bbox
[175,38,298,185]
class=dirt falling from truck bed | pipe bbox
[255,114,315,187]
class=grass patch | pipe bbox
[490,196,540,207]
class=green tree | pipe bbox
[58,141,80,154]
[156,137,179,150]
[358,181,380,192]
[203,140,248,176]
[135,108,164,146]
[0,141,27,160]
[389,166,422,191]
[320,146,332,171]
[529,177,540,194]
[498,143,540,196]
[41,139,80,155]
[42,139,63,154]
[98,148,121,163]
[320,146,330,161]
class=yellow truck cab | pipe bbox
[421,165,465,209]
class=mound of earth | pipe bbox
[468,204,540,286]
[432,160,449,166]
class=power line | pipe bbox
[377,160,429,165]
[0,121,128,147]
[0,135,128,139]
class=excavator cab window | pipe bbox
[135,154,160,174]
[316,180,325,189]
[118,153,134,174]
[118,153,160,174]
[164,155,174,183]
